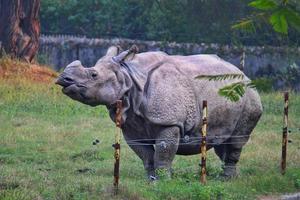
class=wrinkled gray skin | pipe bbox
[56,46,263,180]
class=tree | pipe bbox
[0,0,40,62]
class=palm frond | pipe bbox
[195,73,245,81]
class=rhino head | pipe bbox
[55,46,138,106]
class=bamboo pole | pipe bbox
[281,92,289,175]
[113,100,122,193]
[200,100,208,184]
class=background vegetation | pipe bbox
[40,0,300,46]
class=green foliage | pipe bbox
[289,170,300,189]
[270,10,288,34]
[155,169,171,180]
[249,0,277,10]
[152,181,230,200]
[232,19,257,33]
[233,0,300,35]
[195,73,245,81]
[295,179,300,189]
[218,81,256,102]
[195,73,256,102]
[276,62,300,89]
[254,62,300,91]
[252,77,274,92]
[285,7,300,32]
[40,0,299,45]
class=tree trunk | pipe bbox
[0,0,40,62]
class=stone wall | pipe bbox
[39,35,300,79]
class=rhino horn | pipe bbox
[65,60,82,69]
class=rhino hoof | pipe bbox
[220,165,238,180]
[149,175,157,182]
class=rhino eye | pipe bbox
[90,71,98,79]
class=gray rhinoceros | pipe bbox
[56,46,262,180]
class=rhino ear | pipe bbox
[106,46,122,57]
[113,45,138,63]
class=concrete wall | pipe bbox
[39,35,300,79]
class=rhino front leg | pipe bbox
[154,126,180,178]
[214,144,227,162]
[127,143,156,180]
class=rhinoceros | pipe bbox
[56,46,262,180]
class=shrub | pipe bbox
[252,78,273,92]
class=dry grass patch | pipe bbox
[0,57,57,83]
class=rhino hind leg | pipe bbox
[222,145,242,178]
[217,93,262,179]
[214,143,241,178]
[154,126,180,179]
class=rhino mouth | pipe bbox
[62,84,88,100]
[55,75,99,107]
[56,75,87,97]
[61,84,95,106]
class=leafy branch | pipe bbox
[232,0,300,34]
[218,81,256,102]
[195,74,256,102]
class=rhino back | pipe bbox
[132,53,242,76]
[170,54,243,77]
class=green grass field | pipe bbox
[0,77,300,200]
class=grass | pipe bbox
[0,60,300,199]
